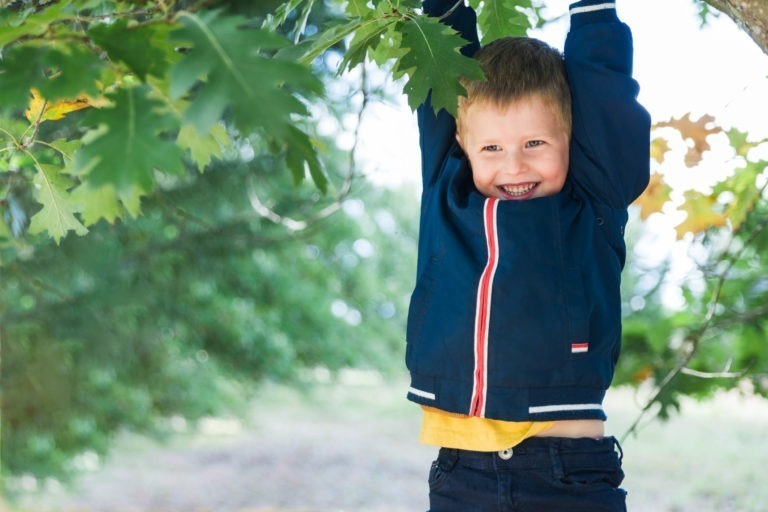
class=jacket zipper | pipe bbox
[469,198,499,417]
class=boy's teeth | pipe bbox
[502,183,536,196]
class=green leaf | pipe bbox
[35,44,104,103]
[718,160,766,230]
[710,128,768,230]
[339,17,400,72]
[88,20,175,81]
[28,163,88,243]
[0,45,48,109]
[0,2,71,48]
[74,85,183,201]
[344,0,371,17]
[177,123,230,172]
[297,18,363,66]
[0,43,103,109]
[397,0,421,8]
[70,183,126,225]
[394,15,484,115]
[293,0,316,44]
[0,215,11,241]
[262,0,305,30]
[284,125,326,193]
[170,11,322,138]
[469,0,532,43]
[47,138,82,164]
[170,10,324,189]
[368,23,406,66]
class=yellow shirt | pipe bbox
[420,406,554,451]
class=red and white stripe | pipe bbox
[571,342,589,354]
[469,198,500,417]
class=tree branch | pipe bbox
[680,360,752,379]
[704,0,768,55]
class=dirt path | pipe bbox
[13,378,435,512]
[11,376,768,512]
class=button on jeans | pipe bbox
[427,436,627,512]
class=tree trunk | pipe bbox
[704,0,768,55]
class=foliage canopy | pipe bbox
[2,0,768,487]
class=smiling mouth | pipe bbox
[500,182,538,198]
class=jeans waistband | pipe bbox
[438,436,623,471]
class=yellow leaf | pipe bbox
[656,113,722,168]
[632,365,653,383]
[633,172,671,220]
[674,190,728,239]
[25,88,109,123]
[650,136,670,164]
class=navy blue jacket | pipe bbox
[405,0,651,421]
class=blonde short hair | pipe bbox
[457,37,572,136]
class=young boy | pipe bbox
[405,0,650,510]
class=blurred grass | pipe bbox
[9,372,768,512]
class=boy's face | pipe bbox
[456,95,569,200]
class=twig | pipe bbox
[680,362,752,379]
[21,97,48,149]
[438,0,464,20]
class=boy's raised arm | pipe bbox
[565,1,651,208]
[422,0,480,57]
[417,0,480,186]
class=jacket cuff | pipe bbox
[569,1,619,28]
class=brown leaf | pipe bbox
[656,113,722,168]
[632,365,653,383]
[634,172,672,220]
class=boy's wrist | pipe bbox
[568,1,619,28]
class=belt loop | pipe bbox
[549,439,564,479]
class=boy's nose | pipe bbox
[502,152,526,175]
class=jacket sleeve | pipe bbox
[565,1,651,208]
[417,0,480,187]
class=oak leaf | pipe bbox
[674,190,727,239]
[394,15,485,116]
[25,88,109,123]
[468,0,531,44]
[656,113,722,168]
[650,136,670,164]
[73,84,183,204]
[634,172,671,220]
[170,10,325,190]
[28,164,88,243]
[177,123,230,172]
[88,19,174,81]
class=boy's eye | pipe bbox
[526,140,544,148]
[482,145,501,152]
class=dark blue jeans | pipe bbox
[428,436,627,512]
